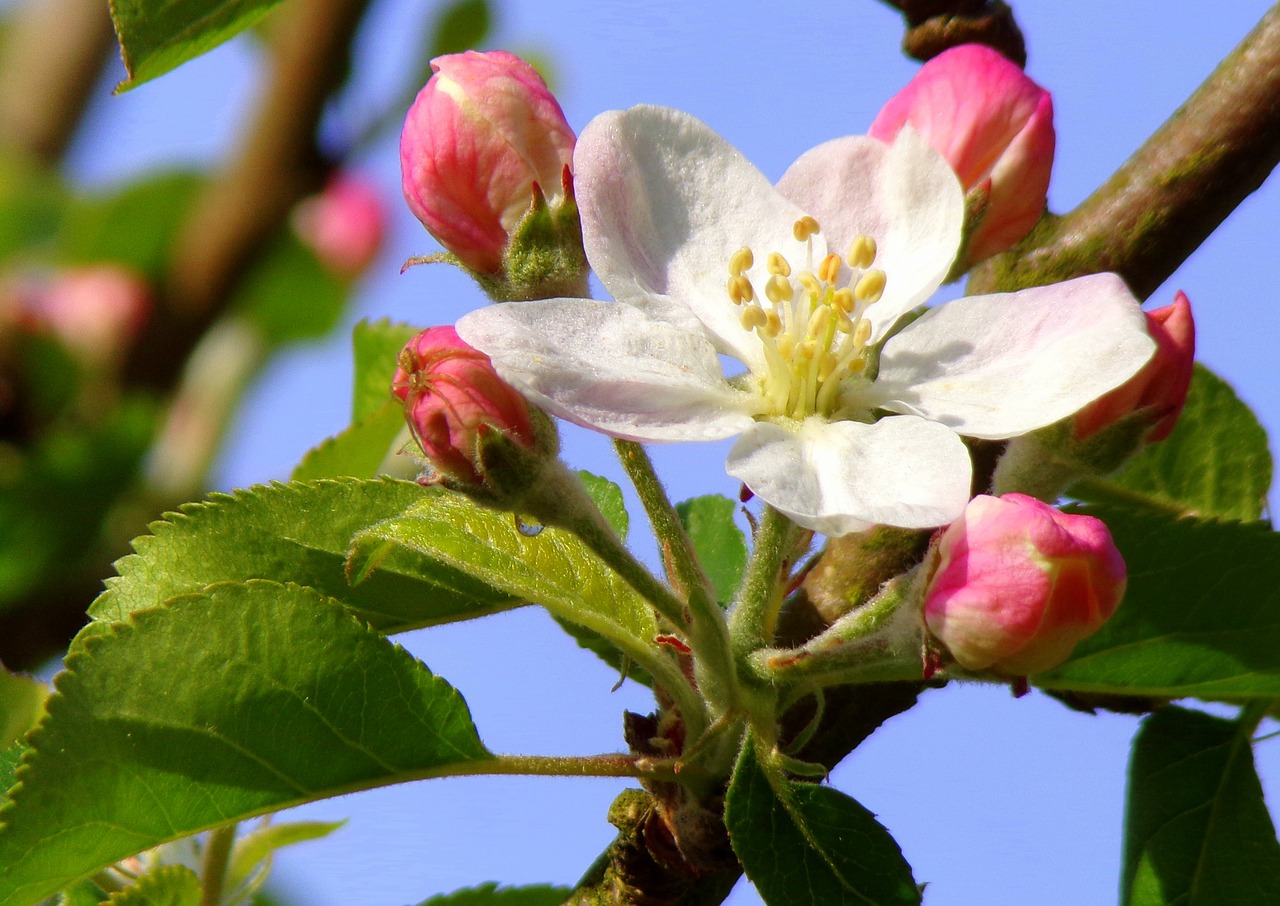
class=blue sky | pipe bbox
[52,1,1280,903]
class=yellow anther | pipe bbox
[808,305,831,337]
[852,319,872,347]
[848,235,877,269]
[767,252,792,277]
[818,253,842,285]
[799,339,817,360]
[835,311,854,334]
[740,304,767,331]
[765,274,794,304]
[832,287,855,313]
[729,247,754,276]
[764,311,783,337]
[797,272,821,300]
[847,358,867,374]
[818,357,837,382]
[854,268,886,304]
[728,275,755,305]
[777,335,795,359]
[793,215,821,241]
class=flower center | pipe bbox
[726,216,886,421]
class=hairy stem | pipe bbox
[198,824,236,906]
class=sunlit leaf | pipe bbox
[290,401,409,481]
[353,318,419,423]
[677,495,746,603]
[414,883,572,906]
[0,669,47,747]
[725,738,920,905]
[105,865,199,906]
[1123,707,1280,905]
[0,581,489,906]
[228,820,345,892]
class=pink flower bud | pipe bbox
[292,173,386,278]
[392,326,537,485]
[20,266,150,364]
[870,44,1054,264]
[924,493,1126,676]
[400,50,576,274]
[1074,291,1195,443]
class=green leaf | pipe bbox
[109,0,285,90]
[291,401,408,481]
[0,581,489,906]
[1072,366,1272,523]
[0,669,47,747]
[232,229,348,346]
[0,743,26,798]
[676,495,747,603]
[427,0,492,58]
[57,879,108,906]
[353,318,419,423]
[1038,506,1280,699]
[228,820,345,891]
[725,739,920,905]
[577,471,628,540]
[415,883,572,906]
[105,866,200,906]
[0,148,66,258]
[88,479,518,634]
[59,171,203,279]
[350,487,660,677]
[1123,707,1280,905]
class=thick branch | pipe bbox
[0,0,114,162]
[876,0,1026,65]
[968,4,1280,300]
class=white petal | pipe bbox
[776,127,964,340]
[576,106,818,370]
[870,273,1156,439]
[456,300,757,443]
[726,416,972,536]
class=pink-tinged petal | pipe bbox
[576,105,815,371]
[725,416,972,536]
[869,273,1154,439]
[777,128,964,339]
[457,299,757,443]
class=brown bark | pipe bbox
[876,0,1026,66]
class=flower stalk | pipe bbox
[729,506,802,661]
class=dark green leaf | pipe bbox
[725,739,920,905]
[88,479,518,634]
[106,865,200,906]
[291,401,408,481]
[1123,707,1280,905]
[232,229,348,346]
[0,581,489,906]
[109,0,285,90]
[415,883,572,906]
[1072,366,1272,523]
[0,668,47,747]
[1038,506,1280,699]
[59,172,202,279]
[677,495,746,603]
[427,0,492,58]
[353,318,419,423]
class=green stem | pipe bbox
[611,439,740,716]
[198,823,237,906]
[728,506,799,659]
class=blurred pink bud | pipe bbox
[400,50,576,274]
[924,493,1126,676]
[24,266,150,364]
[1074,291,1195,443]
[392,326,537,484]
[292,173,386,278]
[870,44,1054,264]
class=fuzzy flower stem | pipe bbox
[612,439,740,714]
[198,823,237,906]
[729,507,801,662]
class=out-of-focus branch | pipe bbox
[124,0,372,392]
[968,3,1280,300]
[0,0,115,163]
[876,0,1026,66]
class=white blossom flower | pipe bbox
[456,106,1155,536]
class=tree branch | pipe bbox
[967,3,1280,300]
[875,0,1026,66]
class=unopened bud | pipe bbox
[17,265,150,365]
[292,173,386,279]
[924,493,1125,676]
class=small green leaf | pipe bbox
[232,229,348,346]
[353,318,420,423]
[0,743,26,798]
[105,865,200,906]
[1072,366,1272,522]
[427,0,492,58]
[0,581,489,906]
[1123,707,1280,905]
[1038,506,1280,699]
[291,401,409,481]
[577,471,628,540]
[676,495,747,603]
[351,488,660,677]
[415,883,572,906]
[109,0,285,90]
[228,820,345,891]
[0,668,48,747]
[725,738,920,906]
[88,479,518,634]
